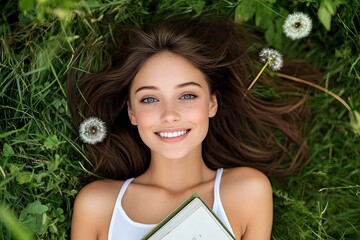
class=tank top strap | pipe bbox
[213,168,223,208]
[118,178,134,201]
[212,168,234,235]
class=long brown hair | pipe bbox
[67,16,319,179]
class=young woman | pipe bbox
[67,16,316,240]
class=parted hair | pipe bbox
[67,16,319,180]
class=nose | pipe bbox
[161,101,180,123]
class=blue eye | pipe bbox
[141,97,158,103]
[180,94,196,100]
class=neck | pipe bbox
[137,151,215,193]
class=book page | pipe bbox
[160,205,233,240]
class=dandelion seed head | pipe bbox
[259,48,283,71]
[79,117,107,145]
[283,12,312,40]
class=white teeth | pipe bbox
[159,130,188,138]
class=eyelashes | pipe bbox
[180,93,196,100]
[140,93,197,104]
[141,97,158,103]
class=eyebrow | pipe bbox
[134,81,202,94]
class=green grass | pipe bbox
[1,0,359,239]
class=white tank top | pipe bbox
[108,168,234,239]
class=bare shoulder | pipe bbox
[75,179,123,206]
[221,167,273,239]
[71,179,124,240]
[222,167,272,195]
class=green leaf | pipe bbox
[0,129,20,139]
[47,154,61,172]
[25,200,49,215]
[323,0,344,15]
[0,204,34,240]
[317,0,344,31]
[0,123,28,139]
[55,208,65,222]
[264,21,275,44]
[16,171,33,184]
[234,0,257,23]
[187,0,205,15]
[19,201,50,234]
[255,4,266,27]
[52,99,63,109]
[18,0,35,12]
[44,135,60,149]
[318,3,332,31]
[3,143,15,157]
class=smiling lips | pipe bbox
[156,129,190,140]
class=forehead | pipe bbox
[131,51,209,90]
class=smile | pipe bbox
[157,130,190,138]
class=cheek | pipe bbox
[189,109,208,122]
[185,103,211,125]
[134,110,155,129]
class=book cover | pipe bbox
[141,193,236,240]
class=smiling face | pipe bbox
[128,51,218,161]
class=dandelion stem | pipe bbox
[245,61,269,96]
[276,72,352,112]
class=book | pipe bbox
[141,193,236,240]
